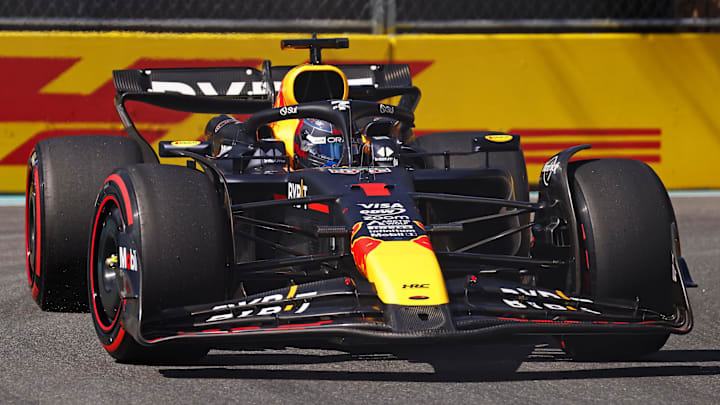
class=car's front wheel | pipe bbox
[89,164,231,363]
[561,159,675,360]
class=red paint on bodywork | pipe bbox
[352,183,390,196]
[350,236,383,275]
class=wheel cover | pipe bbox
[91,198,124,331]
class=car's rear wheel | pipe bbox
[562,159,674,360]
[410,131,528,202]
[26,135,144,311]
[89,164,231,363]
[410,131,530,256]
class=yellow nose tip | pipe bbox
[361,238,448,306]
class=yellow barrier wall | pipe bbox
[394,33,720,190]
[1,31,719,192]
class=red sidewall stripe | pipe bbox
[101,324,126,352]
[33,166,41,279]
[90,195,124,333]
[105,174,133,226]
[24,164,33,286]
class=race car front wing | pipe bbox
[129,268,693,346]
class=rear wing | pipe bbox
[114,66,270,98]
[113,63,420,111]
[112,62,421,162]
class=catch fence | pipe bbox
[0,0,718,33]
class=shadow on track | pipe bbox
[159,364,720,383]
[156,337,720,382]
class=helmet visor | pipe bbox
[300,119,344,164]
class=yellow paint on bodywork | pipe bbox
[286,284,298,299]
[363,240,448,306]
[275,64,348,106]
[556,290,571,301]
[269,119,299,159]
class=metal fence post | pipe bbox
[371,0,386,34]
[386,0,397,34]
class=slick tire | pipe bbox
[89,164,230,363]
[410,131,529,202]
[411,131,530,255]
[26,135,144,312]
[562,159,674,361]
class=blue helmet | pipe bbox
[293,118,344,168]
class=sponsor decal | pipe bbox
[279,105,298,116]
[403,284,429,289]
[484,134,513,143]
[327,167,391,175]
[118,246,138,271]
[287,179,307,199]
[331,100,350,111]
[149,79,273,96]
[170,140,201,146]
[288,180,324,211]
[498,286,600,314]
[541,155,560,187]
[306,135,342,144]
[205,290,317,323]
[357,202,417,238]
[374,146,395,162]
[365,219,416,238]
[357,202,406,216]
[214,118,235,133]
[378,104,395,114]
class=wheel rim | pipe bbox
[92,200,124,330]
[25,175,36,286]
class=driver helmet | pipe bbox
[293,118,345,168]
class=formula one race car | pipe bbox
[25,36,694,363]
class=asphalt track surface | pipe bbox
[0,196,718,404]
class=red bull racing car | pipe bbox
[25,36,695,362]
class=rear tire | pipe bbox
[410,131,530,256]
[89,164,231,363]
[410,131,528,202]
[25,135,144,311]
[562,159,674,361]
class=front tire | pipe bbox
[89,164,231,363]
[562,159,674,361]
